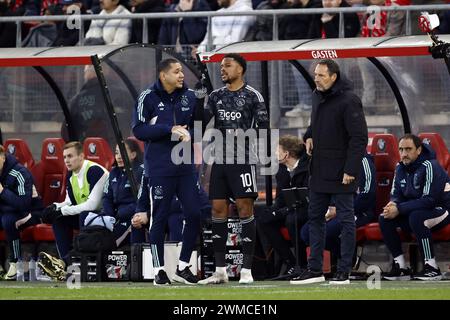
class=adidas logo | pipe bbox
[242,237,252,242]
[112,178,117,183]
[158,102,164,107]
[212,234,222,239]
[217,100,223,105]
[400,179,406,183]
[245,188,253,193]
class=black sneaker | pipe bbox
[271,265,300,280]
[172,266,198,285]
[413,264,442,281]
[154,270,171,286]
[383,262,411,281]
[329,271,350,285]
[290,269,325,285]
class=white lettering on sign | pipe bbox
[311,50,338,59]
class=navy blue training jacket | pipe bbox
[102,161,144,222]
[354,153,376,216]
[391,143,450,215]
[0,154,33,215]
[132,80,197,177]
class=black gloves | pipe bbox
[41,204,62,224]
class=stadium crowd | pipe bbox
[1,0,449,52]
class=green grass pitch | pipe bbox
[1,280,450,300]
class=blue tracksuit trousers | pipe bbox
[379,207,450,260]
[148,174,200,267]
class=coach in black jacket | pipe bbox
[291,59,368,285]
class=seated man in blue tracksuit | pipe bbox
[39,141,109,280]
[301,152,376,267]
[132,58,201,285]
[381,134,450,281]
[102,138,145,246]
[0,145,40,280]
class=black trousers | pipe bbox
[255,205,307,268]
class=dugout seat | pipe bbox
[31,138,66,207]
[370,134,400,216]
[431,224,450,241]
[31,223,56,255]
[362,134,400,242]
[418,133,450,170]
[32,224,55,242]
[83,137,114,171]
[0,226,35,242]
[3,138,35,169]
[364,222,412,242]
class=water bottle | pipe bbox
[16,259,25,282]
[35,259,52,282]
[29,258,37,282]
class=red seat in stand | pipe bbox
[4,138,35,169]
[418,132,450,170]
[83,137,115,171]
[31,138,66,207]
[32,224,56,242]
[363,134,400,242]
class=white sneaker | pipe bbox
[285,105,311,117]
[198,271,229,285]
[239,268,254,284]
[4,262,16,281]
[285,108,303,118]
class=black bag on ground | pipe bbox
[73,214,116,253]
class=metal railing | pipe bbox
[0,4,449,48]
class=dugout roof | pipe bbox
[199,35,450,149]
[0,44,202,195]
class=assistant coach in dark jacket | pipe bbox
[291,59,368,285]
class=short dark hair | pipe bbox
[279,135,304,159]
[124,138,143,164]
[157,58,180,74]
[223,53,247,75]
[317,59,340,79]
[0,145,4,155]
[399,134,422,149]
[64,141,83,155]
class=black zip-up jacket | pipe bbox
[304,77,368,194]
